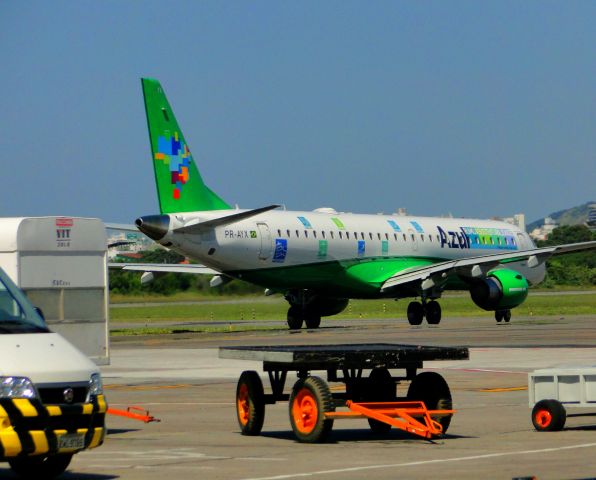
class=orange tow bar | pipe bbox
[325,401,454,439]
[107,406,161,423]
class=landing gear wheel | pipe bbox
[289,376,335,443]
[287,306,304,329]
[9,453,73,479]
[236,370,265,435]
[495,310,504,322]
[503,309,511,323]
[532,399,566,431]
[425,300,442,325]
[367,367,395,434]
[304,313,321,329]
[407,371,453,434]
[407,301,424,326]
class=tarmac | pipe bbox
[2,314,595,479]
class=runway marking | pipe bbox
[480,386,527,392]
[108,402,233,406]
[105,384,193,391]
[241,442,596,480]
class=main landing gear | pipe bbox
[495,309,512,323]
[407,300,442,326]
[287,306,321,330]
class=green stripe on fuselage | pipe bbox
[226,256,448,298]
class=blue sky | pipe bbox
[1,1,594,225]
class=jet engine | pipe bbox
[469,269,529,311]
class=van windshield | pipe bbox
[0,269,49,333]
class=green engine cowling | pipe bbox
[470,269,529,311]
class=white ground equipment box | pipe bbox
[0,217,109,364]
[529,366,596,431]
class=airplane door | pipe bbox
[517,233,528,250]
[408,228,418,251]
[257,223,273,260]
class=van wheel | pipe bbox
[9,454,73,479]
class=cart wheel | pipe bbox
[407,371,453,434]
[236,371,265,435]
[289,376,335,443]
[367,367,395,434]
[532,399,566,432]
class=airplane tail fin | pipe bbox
[141,78,232,214]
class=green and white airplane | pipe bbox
[128,78,596,329]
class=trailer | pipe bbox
[529,366,596,431]
[0,217,109,364]
[219,343,468,443]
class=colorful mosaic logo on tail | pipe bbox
[154,132,191,200]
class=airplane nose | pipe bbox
[135,215,170,241]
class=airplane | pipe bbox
[124,78,596,329]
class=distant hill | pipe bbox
[527,201,595,232]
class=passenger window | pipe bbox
[322,231,326,239]
[331,232,334,239]
[429,235,432,242]
[361,232,365,240]
[411,234,415,241]
[354,232,357,239]
[377,233,381,240]
[346,232,350,239]
[369,233,373,240]
[277,229,281,237]
[394,233,398,241]
[339,232,343,239]
[420,235,424,242]
[385,233,389,241]
[305,230,308,238]
[403,234,407,241]
[313,231,317,239]
[286,229,290,237]
[296,230,299,238]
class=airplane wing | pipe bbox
[108,263,220,275]
[381,240,596,292]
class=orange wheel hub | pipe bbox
[292,388,319,434]
[237,384,250,426]
[535,409,552,428]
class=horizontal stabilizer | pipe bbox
[174,205,280,234]
[108,263,219,275]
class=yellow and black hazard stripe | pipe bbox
[0,394,107,459]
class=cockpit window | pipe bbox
[0,269,48,334]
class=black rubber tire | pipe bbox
[532,399,566,432]
[236,370,266,435]
[504,309,512,323]
[304,313,321,329]
[287,306,304,329]
[426,300,441,325]
[407,301,424,326]
[366,367,395,434]
[289,376,335,443]
[407,371,453,434]
[9,454,73,479]
[495,310,504,322]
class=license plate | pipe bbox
[57,433,85,450]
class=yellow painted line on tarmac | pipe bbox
[105,384,192,391]
[480,386,527,392]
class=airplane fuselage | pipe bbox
[147,208,545,298]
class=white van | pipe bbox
[0,267,106,478]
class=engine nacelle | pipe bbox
[470,269,529,311]
[307,297,349,317]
